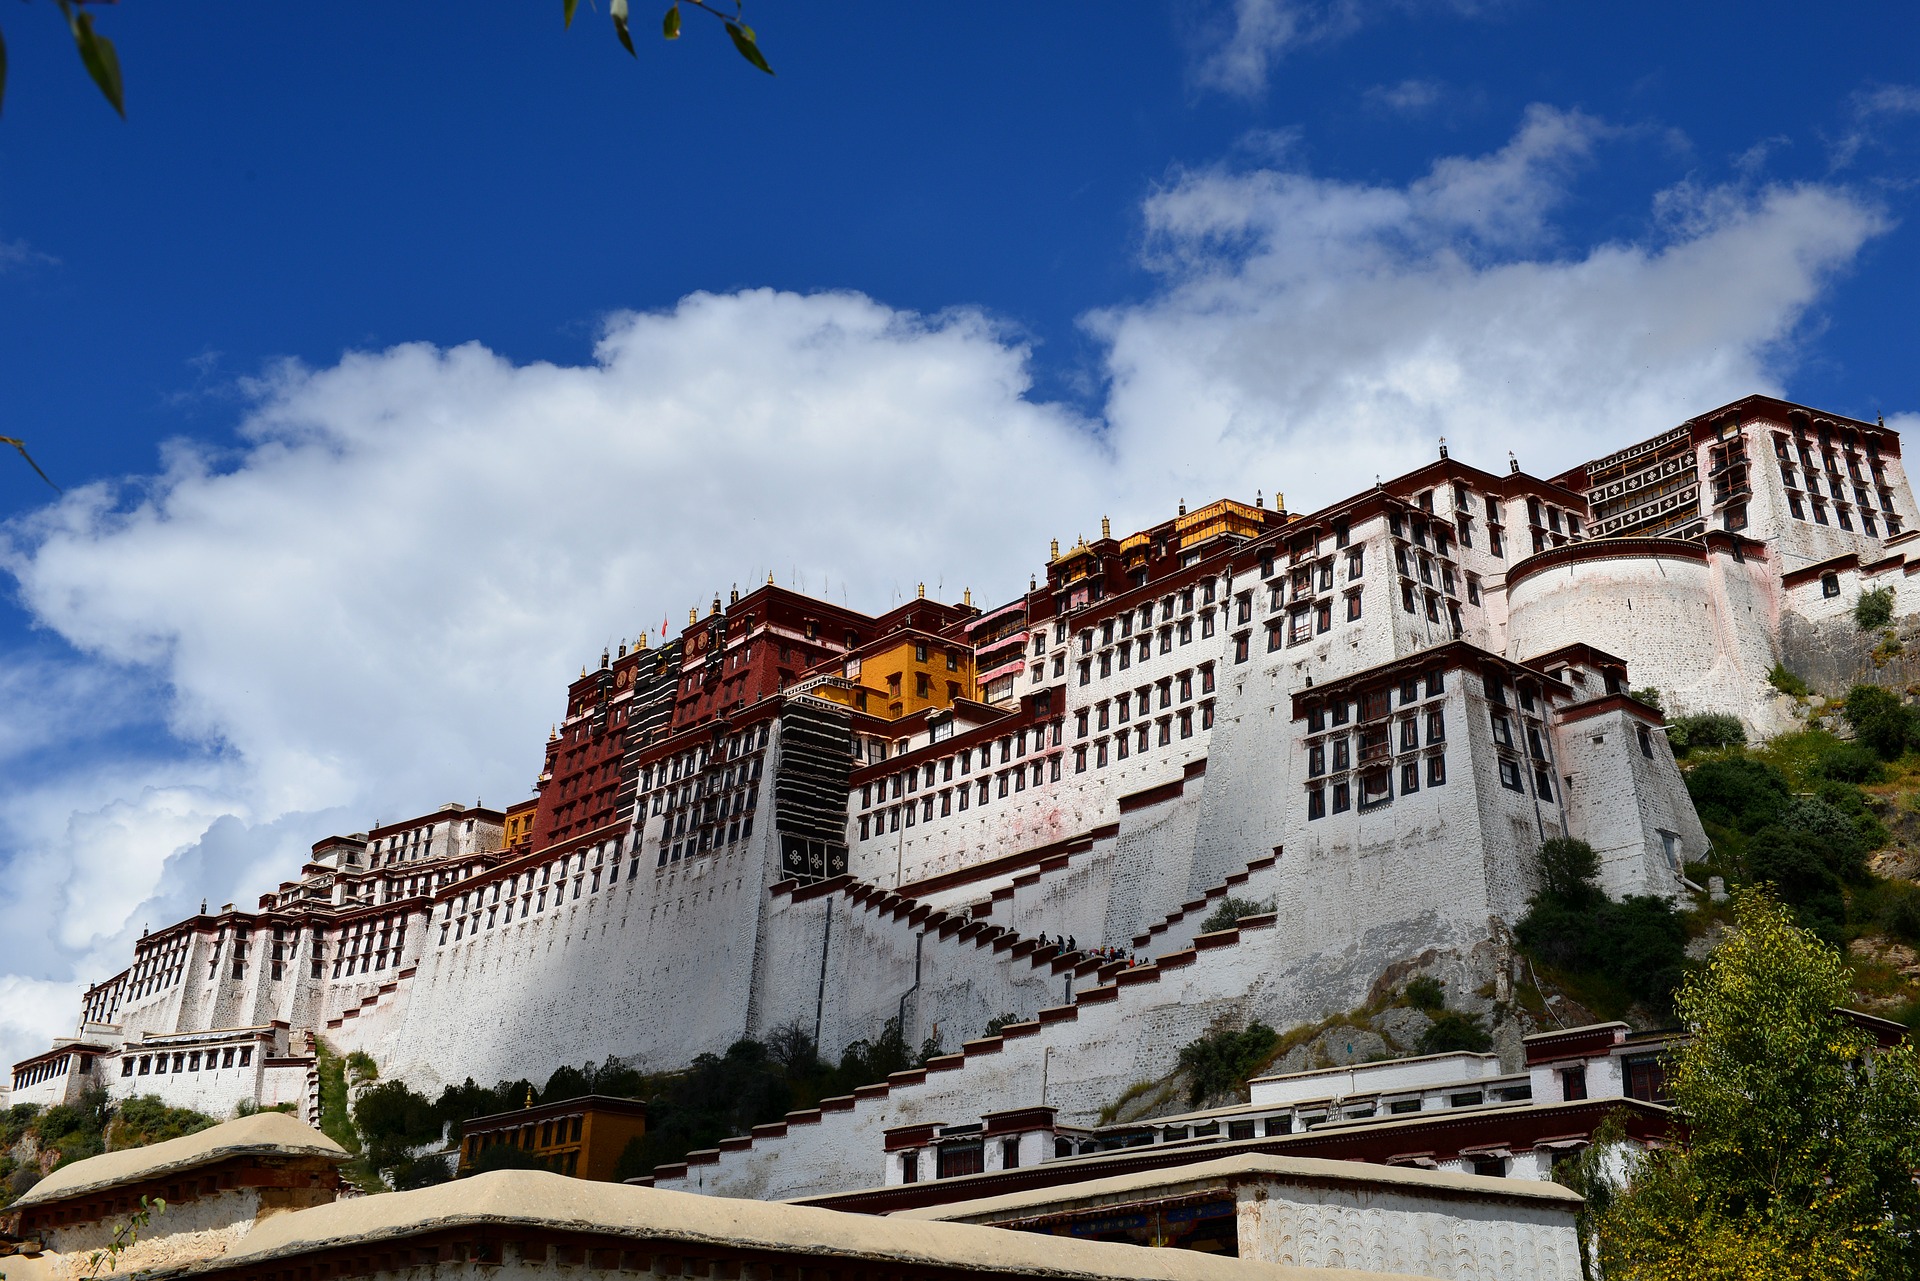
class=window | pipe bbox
[1234,633,1250,663]
[1074,747,1087,773]
[1401,581,1416,613]
[1400,759,1420,793]
[1332,780,1351,812]
[1466,575,1481,605]
[1491,713,1514,748]
[1534,766,1555,800]
[1307,786,1325,819]
[1400,717,1418,751]
[1498,758,1523,791]
[1637,724,1655,758]
[1308,743,1325,776]
[1345,592,1363,621]
[1359,767,1391,809]
[1561,1065,1587,1101]
[1426,708,1445,743]
[1332,737,1351,771]
[1821,572,1841,598]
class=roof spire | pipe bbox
[1101,515,1111,539]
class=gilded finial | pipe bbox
[1101,516,1111,539]
[1276,491,1284,511]
[689,607,698,626]
[963,588,972,606]
[525,1085,534,1108]
[768,571,775,585]
[1050,538,1059,559]
[1256,490,1264,509]
[1178,499,1187,516]
[638,631,648,650]
[917,582,925,599]
[710,596,722,616]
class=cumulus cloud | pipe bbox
[0,108,1895,1070]
[1830,83,1920,173]
[1096,106,1886,508]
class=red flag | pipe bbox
[661,615,669,636]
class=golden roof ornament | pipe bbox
[1101,516,1111,538]
[1050,538,1059,559]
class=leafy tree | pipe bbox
[1517,838,1689,1017]
[1684,756,1792,834]
[1630,686,1664,711]
[1843,683,1914,761]
[1743,825,1847,944]
[352,1080,443,1175]
[1599,890,1920,1278]
[1855,585,1896,630]
[1538,837,1602,906]
[1665,713,1746,756]
[1417,1011,1492,1054]
[388,1154,454,1188]
[1814,740,1885,784]
[1199,896,1274,933]
[1176,1022,1279,1104]
[1402,975,1445,1013]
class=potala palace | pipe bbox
[13,392,1918,1208]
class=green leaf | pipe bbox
[62,5,124,117]
[610,0,637,56]
[564,0,580,29]
[725,21,773,75]
[662,5,681,39]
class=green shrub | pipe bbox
[1516,839,1690,1016]
[389,1154,454,1188]
[1416,1012,1492,1054]
[1768,663,1811,698]
[1843,683,1916,760]
[1814,742,1885,784]
[1176,1023,1280,1104]
[1403,975,1445,1012]
[352,1080,443,1175]
[1744,825,1846,944]
[1199,896,1274,933]
[464,1142,551,1175]
[1684,757,1792,834]
[1629,686,1663,711]
[1537,837,1602,905]
[1666,713,1747,756]
[1855,586,1896,630]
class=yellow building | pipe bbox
[502,798,538,852]
[808,632,976,721]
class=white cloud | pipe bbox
[0,109,1895,1070]
[1189,0,1482,98]
[0,235,58,273]
[1364,78,1445,116]
[1830,83,1920,172]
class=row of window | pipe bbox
[859,754,1068,839]
[1075,703,1212,770]
[120,1045,253,1077]
[859,722,1064,811]
[1303,671,1446,732]
[1307,710,1446,776]
[1307,753,1448,817]
[1072,580,1221,654]
[1076,615,1215,683]
[442,841,634,943]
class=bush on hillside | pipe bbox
[1177,1023,1279,1105]
[1767,663,1811,698]
[1516,839,1690,1017]
[1685,757,1792,834]
[1416,1012,1492,1054]
[1855,586,1896,630]
[1843,683,1916,760]
[1403,975,1445,1012]
[1666,713,1747,756]
[1814,741,1886,784]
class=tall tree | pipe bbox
[1600,889,1920,1279]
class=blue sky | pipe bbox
[0,1,1916,1064]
